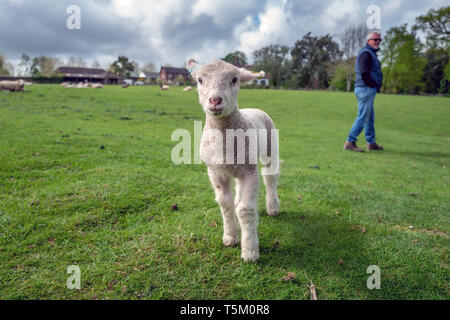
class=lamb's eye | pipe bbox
[231,77,238,85]
[198,78,203,84]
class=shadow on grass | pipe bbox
[258,210,373,297]
[385,149,449,160]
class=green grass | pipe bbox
[0,85,448,300]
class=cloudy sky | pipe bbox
[0,0,447,73]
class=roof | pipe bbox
[57,67,120,79]
[144,72,159,79]
[160,66,188,75]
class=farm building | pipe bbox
[129,72,159,84]
[144,72,159,82]
[57,67,121,84]
[159,66,189,83]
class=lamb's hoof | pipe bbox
[223,235,239,247]
[241,249,259,262]
[267,210,279,217]
[266,199,279,217]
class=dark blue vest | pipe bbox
[355,43,383,90]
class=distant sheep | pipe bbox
[122,83,129,88]
[186,59,279,262]
[91,83,104,89]
[183,86,192,91]
[161,85,170,90]
[0,79,25,92]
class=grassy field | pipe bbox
[0,84,448,300]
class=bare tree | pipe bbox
[67,56,87,68]
[338,24,368,91]
[0,54,14,75]
[142,61,156,73]
[18,53,32,76]
[91,59,101,69]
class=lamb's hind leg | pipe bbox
[262,170,279,216]
[208,168,239,247]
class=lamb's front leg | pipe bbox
[208,168,239,247]
[236,168,259,262]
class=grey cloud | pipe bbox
[0,0,446,69]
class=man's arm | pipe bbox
[359,52,378,88]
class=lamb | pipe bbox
[186,59,280,262]
[0,79,25,92]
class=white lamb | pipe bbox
[186,59,280,262]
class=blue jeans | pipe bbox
[347,86,377,144]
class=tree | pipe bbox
[445,47,450,82]
[338,24,368,91]
[18,53,32,76]
[381,24,426,94]
[109,55,135,77]
[291,32,342,89]
[253,45,290,87]
[67,56,86,68]
[331,59,355,91]
[413,6,450,48]
[174,75,185,86]
[0,54,14,75]
[30,56,63,77]
[422,47,449,93]
[223,51,247,67]
[142,61,156,73]
[91,59,101,69]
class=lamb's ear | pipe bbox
[239,68,265,82]
[186,59,199,76]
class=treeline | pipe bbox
[0,53,158,80]
[224,6,449,95]
[1,6,448,94]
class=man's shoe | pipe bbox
[367,143,383,151]
[344,142,364,152]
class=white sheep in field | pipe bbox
[186,59,280,262]
[0,79,25,91]
[161,84,170,90]
[91,83,104,89]
[183,86,192,91]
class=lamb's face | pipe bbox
[194,60,241,117]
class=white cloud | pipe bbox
[320,0,361,30]
[236,0,293,59]
[191,0,258,27]
[2,0,447,69]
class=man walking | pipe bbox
[344,31,384,152]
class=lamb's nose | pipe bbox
[209,96,222,107]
